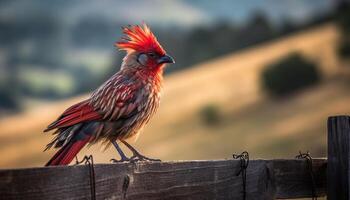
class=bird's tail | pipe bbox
[45,136,91,166]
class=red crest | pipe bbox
[116,23,166,55]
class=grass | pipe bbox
[0,23,346,168]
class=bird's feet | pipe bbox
[129,152,161,162]
[110,153,161,163]
[110,158,130,163]
[110,140,161,163]
[110,155,161,163]
[120,140,161,162]
[110,153,131,163]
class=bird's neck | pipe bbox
[122,66,163,92]
[138,67,164,90]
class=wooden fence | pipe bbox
[0,115,349,200]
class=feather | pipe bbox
[45,101,101,132]
[115,23,165,55]
[45,135,91,166]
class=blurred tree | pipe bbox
[72,65,101,94]
[261,53,321,96]
[0,13,63,67]
[335,1,350,60]
[0,51,20,110]
[200,104,221,126]
[98,52,123,85]
[184,14,275,69]
[185,26,216,65]
[157,29,188,74]
[335,0,350,34]
[280,17,298,36]
[0,12,64,110]
[0,86,19,110]
[238,12,275,48]
[0,19,18,46]
[338,41,350,59]
[184,22,239,67]
[71,15,118,48]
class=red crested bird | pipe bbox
[44,23,174,166]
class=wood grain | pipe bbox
[328,116,350,200]
[0,159,326,200]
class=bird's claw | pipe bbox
[129,155,161,162]
[110,158,131,163]
[110,156,161,163]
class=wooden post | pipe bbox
[328,115,350,200]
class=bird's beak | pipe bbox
[157,54,175,64]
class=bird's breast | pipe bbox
[119,85,161,140]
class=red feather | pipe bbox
[45,101,101,132]
[115,23,165,55]
[45,136,91,166]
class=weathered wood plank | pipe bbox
[273,158,326,198]
[328,116,350,200]
[0,159,326,200]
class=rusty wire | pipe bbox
[296,151,317,200]
[76,155,96,200]
[233,151,249,200]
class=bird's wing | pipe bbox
[44,74,143,132]
[90,77,142,121]
[44,100,101,132]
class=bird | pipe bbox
[44,23,174,166]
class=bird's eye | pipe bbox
[137,53,148,66]
[148,52,156,58]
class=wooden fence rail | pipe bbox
[0,159,326,200]
[0,115,349,200]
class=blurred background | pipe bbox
[0,0,350,168]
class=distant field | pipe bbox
[0,23,347,168]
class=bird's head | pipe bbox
[116,23,174,72]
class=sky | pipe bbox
[0,0,336,28]
[188,0,335,25]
